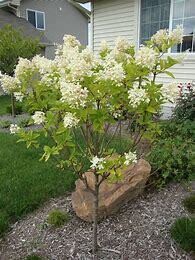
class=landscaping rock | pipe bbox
[72,159,151,222]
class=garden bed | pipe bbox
[0,184,193,260]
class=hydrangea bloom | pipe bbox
[32,111,46,125]
[14,57,31,78]
[81,47,98,68]
[151,29,169,46]
[169,25,183,44]
[10,124,20,134]
[128,84,150,108]
[32,55,55,75]
[135,46,157,69]
[60,81,88,108]
[124,151,137,166]
[161,82,179,103]
[63,35,81,49]
[14,92,24,102]
[0,74,20,94]
[100,40,110,53]
[115,37,130,52]
[56,36,96,81]
[90,156,106,170]
[63,112,79,128]
[98,56,125,84]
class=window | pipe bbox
[27,9,45,30]
[140,0,195,53]
[172,0,195,52]
[140,0,171,44]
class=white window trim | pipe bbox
[138,0,195,55]
[26,9,46,31]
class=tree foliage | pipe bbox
[0,24,41,76]
[0,27,184,254]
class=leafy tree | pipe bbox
[1,27,183,255]
[0,25,41,116]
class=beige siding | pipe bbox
[93,0,138,51]
[157,55,195,84]
[92,0,195,86]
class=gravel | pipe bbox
[0,184,193,260]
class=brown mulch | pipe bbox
[0,183,193,260]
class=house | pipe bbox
[0,0,90,58]
[75,0,195,86]
[0,8,51,52]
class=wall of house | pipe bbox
[92,0,195,84]
[92,0,138,52]
[19,0,88,59]
[156,54,195,84]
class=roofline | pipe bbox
[0,0,91,17]
[68,0,90,19]
[73,0,90,4]
[0,1,11,7]
[0,0,20,7]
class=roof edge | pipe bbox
[75,1,90,3]
[68,0,90,19]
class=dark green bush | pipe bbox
[170,217,195,252]
[173,89,195,122]
[183,194,195,214]
[47,210,70,227]
[148,120,195,187]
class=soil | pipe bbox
[0,183,193,260]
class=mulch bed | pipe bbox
[0,183,193,260]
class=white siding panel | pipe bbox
[93,0,137,51]
[157,55,195,84]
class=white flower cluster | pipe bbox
[100,40,110,53]
[90,156,106,170]
[32,55,54,75]
[55,35,97,82]
[10,124,20,134]
[98,56,125,84]
[32,111,46,125]
[151,26,183,47]
[128,84,150,108]
[115,37,130,52]
[169,25,183,44]
[161,82,179,103]
[14,92,24,102]
[0,74,20,94]
[14,57,31,78]
[124,151,137,166]
[63,35,81,49]
[60,81,88,108]
[63,112,79,128]
[135,46,158,69]
[151,29,169,46]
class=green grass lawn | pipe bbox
[0,132,129,236]
[0,132,76,235]
[0,95,10,115]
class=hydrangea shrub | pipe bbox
[0,27,183,253]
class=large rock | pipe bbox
[72,159,151,222]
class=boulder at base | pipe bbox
[71,159,151,222]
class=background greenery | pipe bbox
[0,95,10,115]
